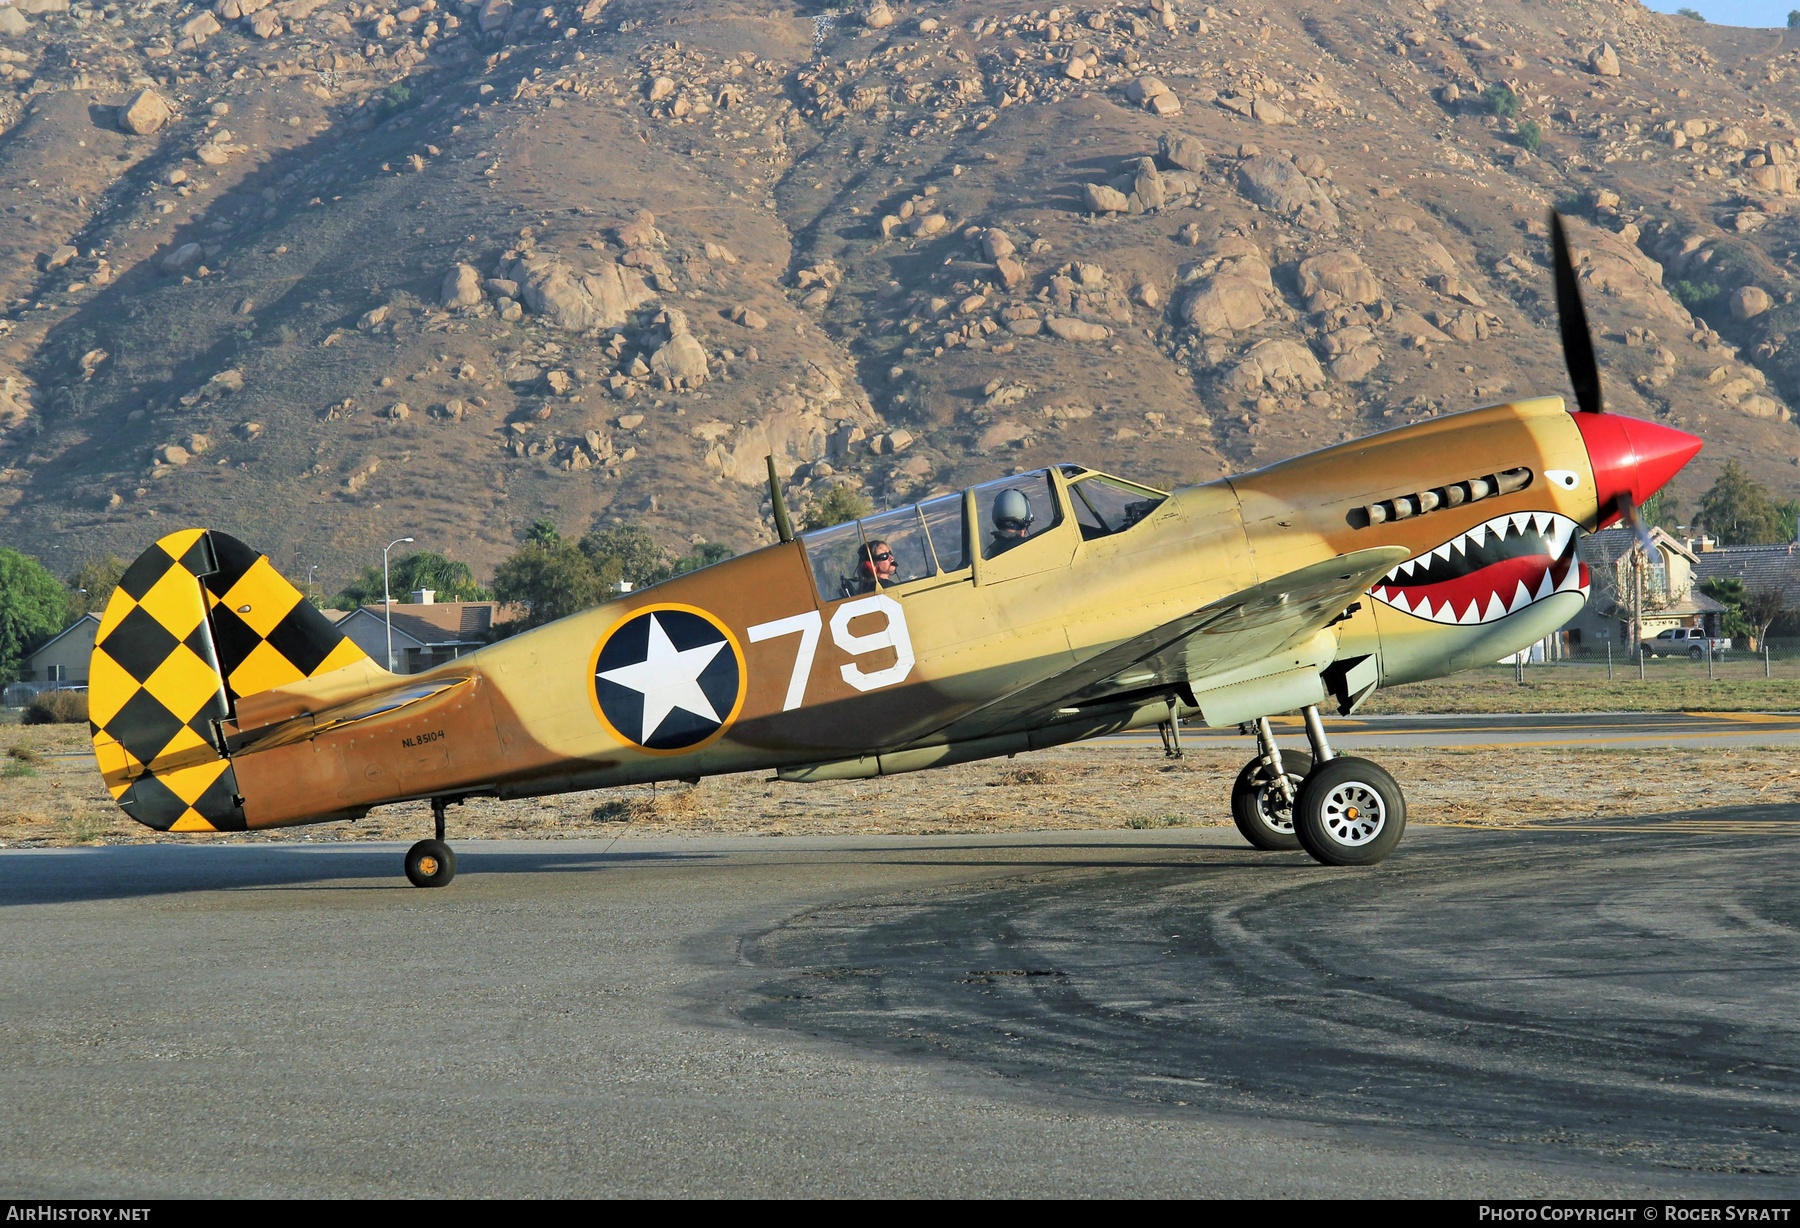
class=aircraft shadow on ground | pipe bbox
[6,798,1792,906]
[0,844,718,907]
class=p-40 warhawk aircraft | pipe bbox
[87,216,1702,884]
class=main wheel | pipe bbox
[405,838,457,888]
[1230,750,1313,851]
[1294,757,1405,867]
[1689,646,1703,660]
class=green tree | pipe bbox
[1743,586,1787,647]
[64,553,127,618]
[1676,6,1704,19]
[1791,8,1800,27]
[1481,84,1518,120]
[1699,577,1751,639]
[1697,461,1795,545]
[668,541,735,577]
[804,484,874,530]
[491,540,611,630]
[579,523,665,587]
[1640,490,1682,533]
[525,517,562,547]
[0,548,71,685]
[1516,118,1542,152]
[330,551,492,608]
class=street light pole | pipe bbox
[383,536,414,673]
[307,565,318,605]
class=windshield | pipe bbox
[1068,474,1167,540]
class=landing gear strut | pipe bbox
[404,796,458,888]
[1232,707,1407,866]
[1231,717,1311,850]
[1158,715,1184,759]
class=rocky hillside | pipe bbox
[1,0,1798,586]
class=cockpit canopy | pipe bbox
[800,465,1168,601]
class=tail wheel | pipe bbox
[1294,757,1406,867]
[1230,750,1313,851]
[405,838,457,888]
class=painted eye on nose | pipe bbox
[1545,470,1580,490]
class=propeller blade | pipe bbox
[1550,211,1604,415]
[1617,492,1660,563]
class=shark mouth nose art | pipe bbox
[1369,511,1589,625]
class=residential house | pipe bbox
[1560,526,1725,648]
[16,613,99,686]
[330,592,504,674]
[1685,534,1800,635]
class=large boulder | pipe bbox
[649,333,709,384]
[1181,276,1268,334]
[1131,158,1166,210]
[1228,339,1326,391]
[1329,345,1382,382]
[161,242,204,275]
[1045,317,1110,342]
[1589,42,1620,77]
[1125,76,1169,105]
[1730,286,1772,321]
[1564,222,1684,322]
[1237,155,1339,229]
[511,256,655,332]
[440,263,482,308]
[1297,250,1380,305]
[1159,133,1207,172]
[118,89,171,135]
[1745,163,1800,194]
[1083,183,1129,213]
[0,7,29,33]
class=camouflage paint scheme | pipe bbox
[95,396,1620,833]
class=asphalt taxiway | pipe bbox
[1109,710,1800,751]
[0,814,1794,1197]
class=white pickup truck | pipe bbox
[1639,627,1731,659]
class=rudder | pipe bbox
[88,529,370,832]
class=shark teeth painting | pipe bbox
[1368,511,1589,625]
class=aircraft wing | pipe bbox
[932,546,1411,742]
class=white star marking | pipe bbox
[597,614,728,744]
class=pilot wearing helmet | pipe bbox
[988,488,1035,557]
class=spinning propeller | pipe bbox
[1548,211,1702,560]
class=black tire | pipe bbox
[405,838,457,888]
[1294,756,1406,867]
[1689,646,1703,660]
[1230,750,1313,851]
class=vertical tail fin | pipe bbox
[88,529,370,832]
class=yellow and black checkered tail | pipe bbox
[88,529,371,833]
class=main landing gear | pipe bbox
[1231,708,1406,866]
[405,797,458,888]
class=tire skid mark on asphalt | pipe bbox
[731,824,1800,1179]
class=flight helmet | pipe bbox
[992,488,1035,537]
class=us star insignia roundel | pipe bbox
[589,604,747,753]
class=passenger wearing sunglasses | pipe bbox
[850,539,899,594]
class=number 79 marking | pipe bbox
[747,597,915,711]
[746,611,821,712]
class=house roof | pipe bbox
[23,612,99,661]
[337,602,503,647]
[1578,525,1697,574]
[1689,542,1800,604]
